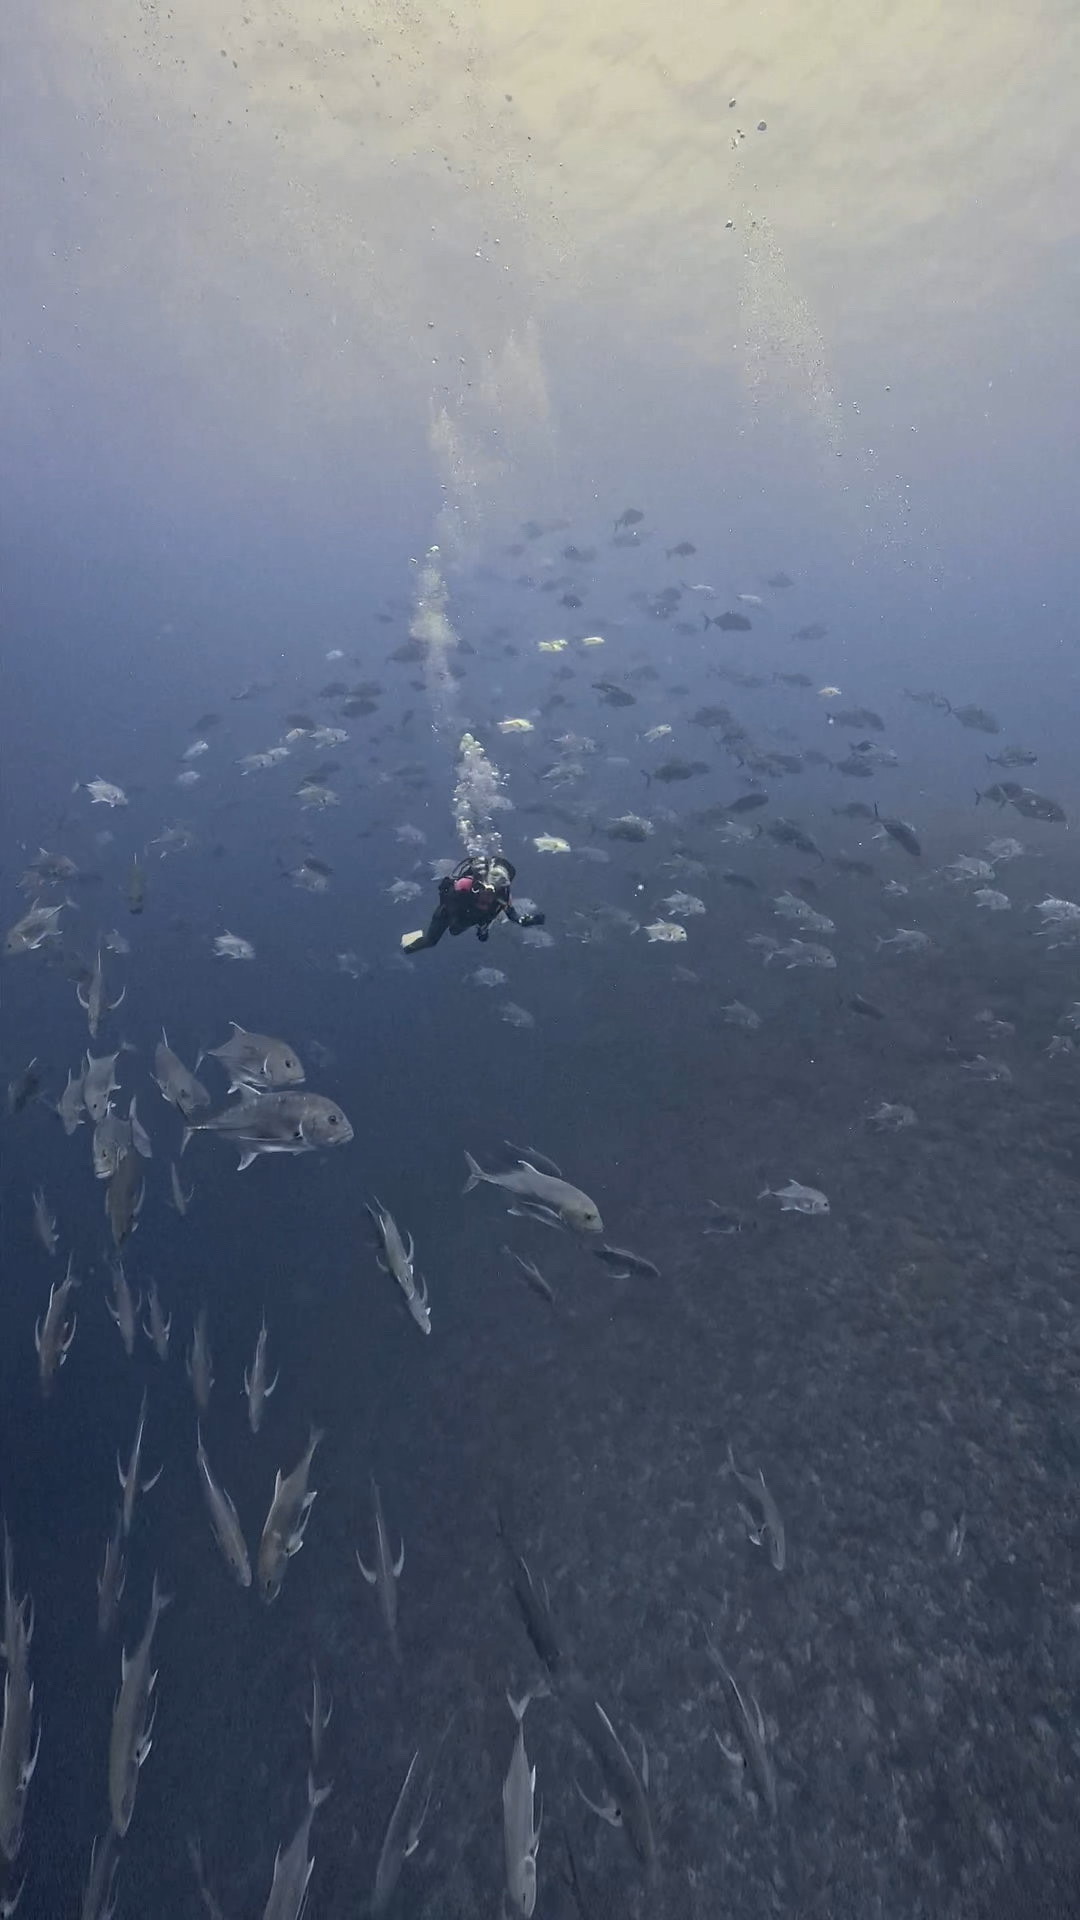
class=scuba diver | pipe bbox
[401,854,545,954]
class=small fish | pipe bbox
[77,777,128,808]
[205,1022,305,1093]
[573,1699,656,1880]
[96,1513,127,1641]
[722,1000,762,1030]
[356,1476,405,1658]
[4,900,66,956]
[106,1149,145,1249]
[501,1245,557,1306]
[257,1427,323,1603]
[142,1281,171,1361]
[766,818,822,859]
[974,887,1010,911]
[1009,788,1066,824]
[0,1538,39,1864]
[108,1575,171,1837]
[7,1060,41,1117]
[503,1688,545,1917]
[56,1065,86,1135]
[168,1162,194,1216]
[987,746,1037,767]
[874,808,921,857]
[705,1637,778,1818]
[369,1748,434,1916]
[665,541,696,558]
[465,1152,602,1234]
[643,920,688,943]
[592,1245,660,1280]
[244,1317,279,1433]
[704,611,752,631]
[875,927,930,952]
[366,1197,430,1335]
[93,1105,131,1181]
[35,1255,79,1397]
[847,993,886,1020]
[867,1101,917,1130]
[31,1189,57,1258]
[304,1662,333,1775]
[195,1425,251,1588]
[613,506,644,531]
[951,703,1000,734]
[260,1773,331,1919]
[106,1258,141,1355]
[212,931,255,961]
[126,858,145,917]
[533,835,571,854]
[116,1389,163,1536]
[758,1178,829,1214]
[726,1445,786,1570]
[153,1032,210,1118]
[186,1308,214,1412]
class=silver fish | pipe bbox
[128,1095,152,1159]
[116,1389,163,1537]
[244,1317,279,1434]
[370,1749,434,1916]
[261,1774,331,1920]
[592,1245,660,1280]
[205,1022,305,1093]
[108,1574,171,1837]
[304,1662,332,1775]
[257,1428,323,1603]
[96,1511,127,1641]
[503,1688,544,1917]
[106,1150,145,1249]
[758,1178,829,1215]
[464,1152,602,1234]
[706,1637,778,1818]
[56,1066,86,1135]
[186,1308,214,1412]
[501,1245,556,1307]
[83,1052,121,1125]
[31,1189,57,1258]
[142,1281,171,1362]
[106,1259,140,1356]
[196,1425,251,1588]
[355,1476,404,1658]
[35,1255,79,1398]
[153,1031,210,1118]
[366,1197,430,1335]
[93,1106,132,1181]
[727,1445,786,1571]
[572,1697,656,1880]
[181,1087,353,1172]
[3,899,65,956]
[0,1537,38,1864]
[80,1828,120,1920]
[168,1161,193,1216]
[76,949,125,1039]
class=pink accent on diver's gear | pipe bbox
[454,876,475,892]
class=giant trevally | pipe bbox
[464,1153,601,1234]
[181,1087,352,1172]
[108,1575,171,1837]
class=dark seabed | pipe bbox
[4,5,1080,1918]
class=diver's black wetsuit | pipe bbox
[410,857,543,950]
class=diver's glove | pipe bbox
[476,925,490,943]
[401,930,426,953]
[517,912,545,928]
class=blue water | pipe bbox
[4,7,1080,1915]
